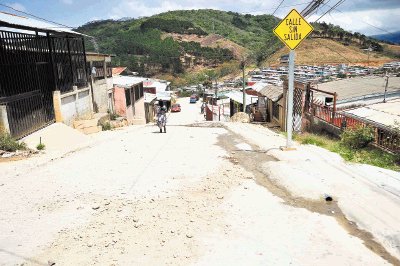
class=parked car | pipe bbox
[171,104,181,112]
[190,96,197,103]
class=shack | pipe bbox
[113,76,146,124]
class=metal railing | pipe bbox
[310,103,399,153]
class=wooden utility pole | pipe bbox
[383,73,389,103]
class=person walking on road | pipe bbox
[157,105,167,133]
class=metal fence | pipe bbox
[0,30,55,138]
[51,37,88,92]
[0,29,88,138]
[310,103,399,153]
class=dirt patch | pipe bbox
[162,33,247,59]
[216,127,400,265]
[32,163,251,265]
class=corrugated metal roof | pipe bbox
[246,82,268,92]
[225,91,254,106]
[259,86,283,102]
[315,76,400,101]
[344,98,400,128]
[144,80,169,92]
[0,11,83,36]
[113,76,146,87]
[112,67,127,76]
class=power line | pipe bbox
[272,0,286,16]
[0,3,73,29]
[313,0,346,22]
[323,3,398,38]
[301,0,326,17]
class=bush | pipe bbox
[101,122,112,131]
[0,133,26,152]
[341,125,374,149]
[36,143,46,150]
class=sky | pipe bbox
[0,0,399,35]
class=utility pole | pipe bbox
[383,73,389,103]
[241,61,246,112]
[286,50,295,148]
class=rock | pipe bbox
[48,260,56,266]
[133,217,139,223]
[186,234,193,239]
[217,196,224,200]
[92,205,100,210]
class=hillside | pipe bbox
[161,33,247,58]
[76,10,282,76]
[372,31,400,45]
[76,9,400,79]
[265,38,394,66]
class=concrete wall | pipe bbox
[304,113,342,137]
[92,78,111,113]
[134,97,145,120]
[0,105,10,134]
[114,86,127,117]
[54,86,93,126]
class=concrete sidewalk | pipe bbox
[226,122,400,262]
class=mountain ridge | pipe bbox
[77,9,399,78]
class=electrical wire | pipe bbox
[272,0,286,16]
[313,0,346,22]
[322,3,398,38]
[0,3,74,29]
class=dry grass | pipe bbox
[265,38,393,66]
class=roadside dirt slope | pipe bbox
[265,38,394,66]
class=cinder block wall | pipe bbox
[54,86,93,126]
[92,79,111,113]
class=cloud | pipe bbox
[108,0,305,19]
[308,7,400,35]
[5,2,26,12]
[60,0,73,5]
[105,0,400,35]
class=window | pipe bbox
[272,101,280,120]
[125,89,131,107]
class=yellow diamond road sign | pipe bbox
[273,9,313,50]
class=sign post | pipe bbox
[273,9,313,149]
